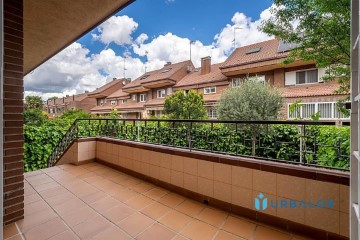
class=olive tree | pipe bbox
[217,80,283,155]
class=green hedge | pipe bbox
[25,119,350,171]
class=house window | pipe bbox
[110,100,117,106]
[50,109,54,114]
[140,94,146,102]
[248,75,265,83]
[132,94,137,101]
[204,87,216,94]
[167,87,173,95]
[162,68,172,73]
[98,99,104,106]
[296,69,318,84]
[207,108,217,119]
[121,99,127,104]
[288,102,350,119]
[157,89,166,98]
[232,78,241,87]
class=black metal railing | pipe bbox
[46,120,79,167]
[47,118,351,171]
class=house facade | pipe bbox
[89,78,131,115]
[83,38,349,121]
[118,60,194,119]
[44,92,96,118]
[220,38,349,120]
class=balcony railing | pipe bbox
[47,118,350,171]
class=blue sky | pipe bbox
[25,0,274,99]
[79,0,272,56]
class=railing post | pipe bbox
[299,124,305,164]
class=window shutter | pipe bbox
[285,71,296,85]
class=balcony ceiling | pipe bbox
[24,0,133,75]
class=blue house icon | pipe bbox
[255,193,268,211]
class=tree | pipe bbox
[217,80,283,155]
[164,90,207,120]
[260,0,350,94]
[24,108,48,126]
[58,109,91,121]
[217,80,283,121]
[25,96,43,110]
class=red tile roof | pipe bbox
[280,81,346,98]
[107,88,130,99]
[117,102,145,110]
[175,63,227,87]
[221,39,288,69]
[144,98,165,107]
[123,60,193,90]
[88,79,122,96]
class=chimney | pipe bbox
[62,97,64,103]
[113,77,117,81]
[85,90,89,93]
[201,56,211,75]
[73,95,75,101]
[164,62,171,66]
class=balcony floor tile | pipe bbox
[4,163,307,240]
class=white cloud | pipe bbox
[25,7,274,99]
[214,7,273,56]
[92,15,138,46]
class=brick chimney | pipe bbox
[201,56,211,75]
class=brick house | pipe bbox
[89,78,130,115]
[220,38,349,120]
[44,92,96,118]
[119,60,194,118]
[173,57,229,119]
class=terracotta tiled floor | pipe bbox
[4,163,312,240]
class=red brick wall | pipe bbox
[3,0,24,225]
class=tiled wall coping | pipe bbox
[80,137,349,186]
[64,137,350,239]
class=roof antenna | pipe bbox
[123,56,127,79]
[189,40,195,61]
[145,50,149,73]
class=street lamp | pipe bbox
[189,40,195,61]
[233,26,243,50]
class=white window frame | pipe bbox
[295,68,319,85]
[167,87,173,95]
[140,94,146,102]
[287,102,350,120]
[204,87,216,94]
[99,99,104,106]
[110,100,117,106]
[132,94,137,101]
[157,89,166,98]
[207,108,217,119]
[121,99,127,104]
[248,75,265,83]
[232,78,241,87]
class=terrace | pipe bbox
[8,118,349,239]
[4,162,311,240]
[1,0,357,239]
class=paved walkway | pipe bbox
[4,163,311,240]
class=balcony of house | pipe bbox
[5,119,350,240]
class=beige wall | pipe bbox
[93,140,349,237]
[57,140,96,165]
